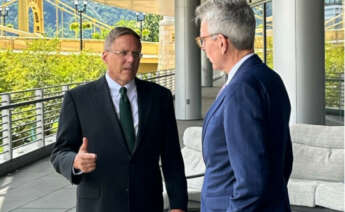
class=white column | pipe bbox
[273,0,325,124]
[200,0,213,87]
[175,0,201,120]
[201,51,213,87]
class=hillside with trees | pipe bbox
[4,0,161,41]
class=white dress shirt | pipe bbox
[225,53,254,86]
[105,72,139,136]
[73,73,140,175]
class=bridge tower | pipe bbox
[18,0,44,34]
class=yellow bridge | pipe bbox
[0,0,161,73]
[1,0,113,35]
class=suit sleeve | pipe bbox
[224,83,269,211]
[160,91,188,211]
[284,131,293,185]
[50,91,83,185]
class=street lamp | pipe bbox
[74,0,87,51]
[0,7,9,36]
[136,12,145,38]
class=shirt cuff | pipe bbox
[72,167,83,175]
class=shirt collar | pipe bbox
[105,72,136,96]
[225,53,254,85]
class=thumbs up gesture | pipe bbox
[73,137,97,173]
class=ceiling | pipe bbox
[92,0,175,16]
[91,0,270,17]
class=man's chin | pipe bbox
[122,75,135,82]
[212,64,219,71]
[122,69,133,72]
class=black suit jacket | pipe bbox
[51,76,188,212]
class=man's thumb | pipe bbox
[79,137,88,152]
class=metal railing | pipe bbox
[1,72,341,165]
[0,70,175,164]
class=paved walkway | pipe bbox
[0,77,342,212]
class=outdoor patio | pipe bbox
[0,78,343,212]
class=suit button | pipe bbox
[125,188,128,192]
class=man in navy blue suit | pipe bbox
[195,0,293,211]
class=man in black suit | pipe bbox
[51,27,188,212]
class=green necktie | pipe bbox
[119,87,135,152]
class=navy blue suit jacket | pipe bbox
[201,54,293,212]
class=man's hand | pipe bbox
[73,137,97,173]
[170,210,184,212]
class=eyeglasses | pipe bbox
[107,50,143,59]
[195,33,219,48]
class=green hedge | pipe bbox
[0,39,105,93]
[0,39,344,94]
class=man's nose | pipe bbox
[125,53,135,62]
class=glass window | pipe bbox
[252,2,273,68]
[324,0,344,123]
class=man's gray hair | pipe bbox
[104,27,141,51]
[195,0,255,50]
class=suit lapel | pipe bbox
[133,78,152,153]
[93,76,131,155]
[202,54,263,141]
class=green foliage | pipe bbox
[255,36,273,69]
[0,40,105,147]
[111,14,161,42]
[0,39,106,93]
[69,22,93,38]
[92,29,111,39]
[143,14,162,42]
[325,43,344,78]
[115,19,139,32]
[114,19,149,39]
[325,43,344,109]
[89,13,161,42]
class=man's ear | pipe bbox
[101,51,107,63]
[218,34,228,55]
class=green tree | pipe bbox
[69,22,93,38]
[92,28,111,39]
[91,14,162,42]
[325,43,344,78]
[143,14,162,42]
[114,19,149,38]
[0,39,106,93]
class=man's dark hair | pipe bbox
[104,27,141,51]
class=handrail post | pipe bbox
[35,89,45,147]
[1,93,12,161]
[171,70,175,93]
[164,70,168,88]
[62,85,69,94]
[168,70,172,91]
[340,75,344,113]
[156,71,160,85]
